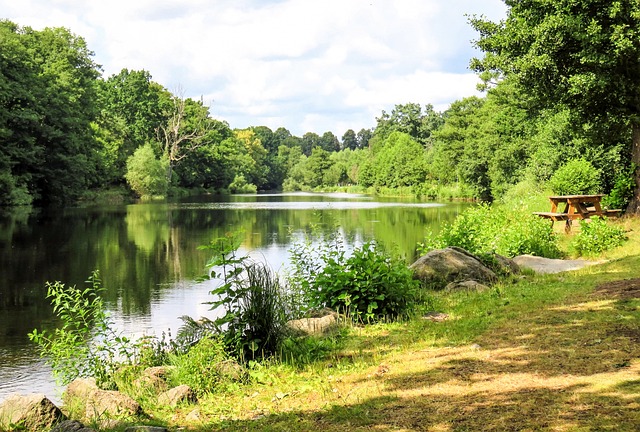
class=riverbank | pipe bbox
[31,217,638,431]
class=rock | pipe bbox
[0,393,65,431]
[65,378,143,422]
[287,309,338,335]
[65,378,99,400]
[410,247,497,289]
[513,254,602,274]
[50,419,95,432]
[421,312,449,322]
[214,359,245,381]
[157,385,197,407]
[445,280,490,292]
[486,253,520,276]
[134,366,175,392]
[123,427,168,432]
[185,408,202,423]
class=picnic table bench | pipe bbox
[533,194,622,232]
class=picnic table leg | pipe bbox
[564,219,572,233]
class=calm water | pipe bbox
[0,192,467,403]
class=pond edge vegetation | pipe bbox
[22,196,638,431]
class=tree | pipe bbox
[172,119,233,189]
[0,21,102,206]
[319,131,340,153]
[96,69,167,183]
[356,128,373,149]
[235,129,268,188]
[0,21,43,205]
[470,0,640,213]
[374,103,444,146]
[303,147,332,187]
[156,90,212,184]
[341,129,358,151]
[125,143,168,197]
[301,132,321,156]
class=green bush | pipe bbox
[548,158,601,195]
[168,335,233,396]
[572,217,627,256]
[228,174,257,194]
[289,237,419,323]
[125,143,169,198]
[419,204,561,258]
[202,232,288,361]
[602,164,635,210]
[28,271,137,388]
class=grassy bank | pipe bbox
[84,217,639,431]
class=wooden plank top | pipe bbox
[548,194,605,200]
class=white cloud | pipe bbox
[1,0,507,136]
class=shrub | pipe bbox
[548,158,601,195]
[168,335,233,396]
[28,271,137,388]
[228,174,257,194]
[419,204,561,259]
[572,217,627,256]
[289,235,419,323]
[202,232,288,361]
[125,143,169,198]
[602,163,635,210]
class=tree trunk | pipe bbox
[625,121,640,214]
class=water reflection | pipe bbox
[0,193,468,402]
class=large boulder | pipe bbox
[410,247,498,289]
[286,309,338,336]
[0,393,65,431]
[134,366,175,392]
[65,378,143,422]
[157,385,197,408]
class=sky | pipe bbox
[2,0,507,137]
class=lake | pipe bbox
[0,192,467,403]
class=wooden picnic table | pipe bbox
[533,194,621,232]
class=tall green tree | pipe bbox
[319,131,340,153]
[341,129,358,151]
[0,21,101,205]
[356,128,373,149]
[96,69,168,183]
[470,0,640,212]
[301,132,321,156]
[374,103,443,146]
[0,21,42,205]
[173,119,233,189]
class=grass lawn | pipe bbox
[130,218,639,432]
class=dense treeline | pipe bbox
[0,14,635,207]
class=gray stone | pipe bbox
[287,309,338,336]
[50,419,95,432]
[0,393,65,431]
[157,385,197,407]
[65,378,143,422]
[134,366,175,392]
[487,252,521,276]
[445,280,490,292]
[214,359,245,381]
[123,427,168,432]
[410,247,497,289]
[421,312,449,322]
[513,254,603,274]
[185,408,202,423]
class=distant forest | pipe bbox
[0,18,633,207]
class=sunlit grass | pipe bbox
[94,217,640,431]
